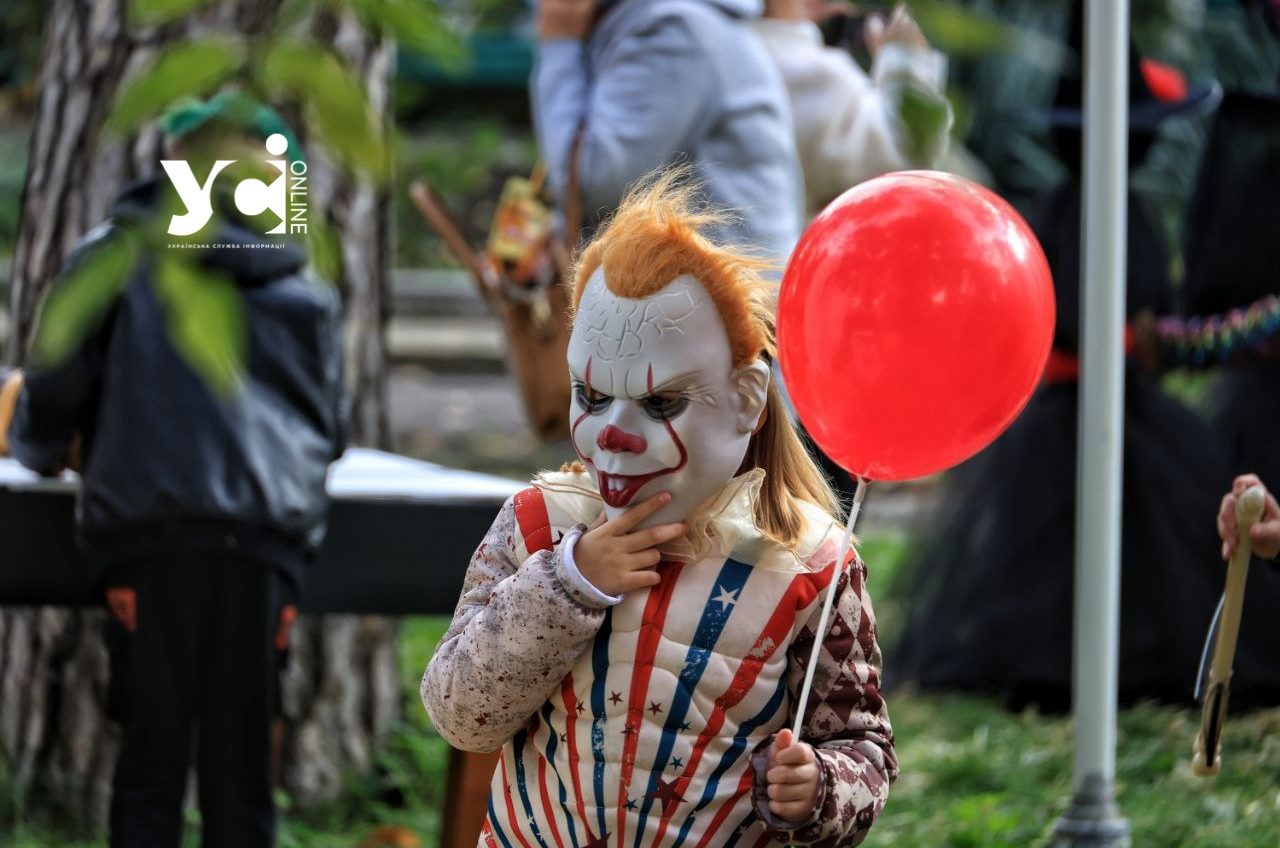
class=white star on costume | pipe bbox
[712,585,740,610]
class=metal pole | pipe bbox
[1052,0,1131,845]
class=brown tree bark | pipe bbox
[278,7,401,801]
[2,0,399,828]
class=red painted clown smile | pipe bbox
[595,467,678,509]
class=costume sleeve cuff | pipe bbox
[558,524,624,608]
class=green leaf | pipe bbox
[910,0,1068,71]
[256,40,390,180]
[33,231,138,367]
[107,39,244,134]
[306,216,345,284]
[899,83,952,164]
[350,0,464,66]
[129,0,218,28]
[152,254,247,396]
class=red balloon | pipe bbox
[778,171,1055,481]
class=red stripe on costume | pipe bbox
[500,755,536,848]
[693,768,756,848]
[748,832,772,848]
[616,562,686,847]
[513,487,555,555]
[537,754,568,848]
[559,676,593,828]
[647,578,807,848]
[482,820,501,848]
[794,547,856,612]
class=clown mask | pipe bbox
[567,269,772,529]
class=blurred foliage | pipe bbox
[32,232,140,368]
[20,0,464,384]
[0,129,28,263]
[257,40,391,179]
[395,118,537,268]
[0,0,45,88]
[152,254,247,396]
[437,0,532,34]
[108,40,246,134]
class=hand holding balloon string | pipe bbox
[763,728,821,822]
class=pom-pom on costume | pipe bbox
[423,173,896,847]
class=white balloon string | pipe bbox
[791,476,868,738]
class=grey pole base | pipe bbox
[1051,774,1130,848]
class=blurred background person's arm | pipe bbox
[756,1,952,213]
[531,0,716,216]
[6,232,121,477]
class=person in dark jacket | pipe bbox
[4,93,346,848]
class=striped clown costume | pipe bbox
[423,173,897,848]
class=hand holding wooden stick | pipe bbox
[1193,484,1265,776]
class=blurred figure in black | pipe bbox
[890,4,1233,711]
[3,93,346,847]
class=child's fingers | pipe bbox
[768,798,816,820]
[617,569,662,594]
[590,511,608,530]
[767,761,819,785]
[767,780,816,802]
[610,492,671,533]
[766,728,795,770]
[625,522,687,552]
[627,548,663,570]
[775,740,814,766]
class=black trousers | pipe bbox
[106,553,289,848]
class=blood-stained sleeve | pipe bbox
[755,554,898,847]
[421,494,610,752]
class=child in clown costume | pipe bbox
[423,174,896,848]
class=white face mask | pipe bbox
[567,271,772,529]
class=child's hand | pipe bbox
[764,728,821,822]
[574,492,686,596]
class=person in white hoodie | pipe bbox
[755,1,953,215]
[532,0,804,261]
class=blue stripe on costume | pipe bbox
[541,702,582,848]
[589,609,614,838]
[511,727,552,848]
[669,670,788,848]
[631,558,753,848]
[488,795,516,848]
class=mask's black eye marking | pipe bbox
[573,381,613,414]
[639,394,690,422]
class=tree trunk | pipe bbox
[277,7,401,804]
[2,0,399,829]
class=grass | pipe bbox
[4,533,1279,847]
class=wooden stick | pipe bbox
[792,477,868,737]
[407,180,499,307]
[1192,484,1264,776]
